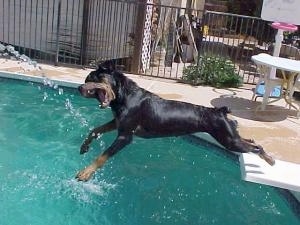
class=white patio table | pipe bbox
[251,53,300,113]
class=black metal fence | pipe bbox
[201,11,300,84]
[1,0,300,84]
[0,0,138,67]
[200,11,275,84]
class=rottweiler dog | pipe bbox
[76,63,275,181]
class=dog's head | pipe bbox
[78,63,117,108]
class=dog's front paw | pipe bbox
[80,143,90,154]
[76,166,96,181]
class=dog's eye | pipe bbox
[87,90,95,95]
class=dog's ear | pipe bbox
[98,60,116,72]
[217,106,231,115]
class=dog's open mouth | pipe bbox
[80,82,115,108]
[96,88,111,108]
[94,83,115,108]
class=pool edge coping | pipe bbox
[0,70,81,88]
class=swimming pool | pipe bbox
[0,76,299,225]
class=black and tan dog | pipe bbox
[76,63,275,181]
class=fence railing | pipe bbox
[200,11,275,84]
[0,0,138,67]
[1,0,299,85]
[202,11,300,84]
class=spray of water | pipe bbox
[0,43,41,71]
[0,43,90,126]
[1,43,111,180]
[61,178,117,203]
[65,98,89,127]
[3,169,116,205]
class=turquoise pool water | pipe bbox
[0,77,299,225]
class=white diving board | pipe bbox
[239,153,300,192]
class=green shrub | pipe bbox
[182,55,242,88]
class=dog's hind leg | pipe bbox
[214,131,275,166]
[207,112,275,166]
[80,119,116,154]
[218,133,275,166]
[241,139,275,166]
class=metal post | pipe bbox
[131,0,147,74]
[80,0,90,66]
[55,0,61,66]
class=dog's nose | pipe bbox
[78,85,83,93]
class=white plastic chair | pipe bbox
[252,44,300,110]
[281,45,300,110]
[289,76,300,102]
[251,56,284,110]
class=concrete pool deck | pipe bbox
[1,59,300,195]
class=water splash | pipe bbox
[0,43,5,52]
[58,88,64,95]
[0,44,88,127]
[43,76,55,88]
[61,179,117,203]
[42,92,48,101]
[0,44,64,98]
[0,44,64,96]
[41,76,66,101]
[65,98,73,111]
[3,169,116,205]
[37,76,89,128]
[0,43,41,71]
[65,98,88,127]
[0,44,66,103]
